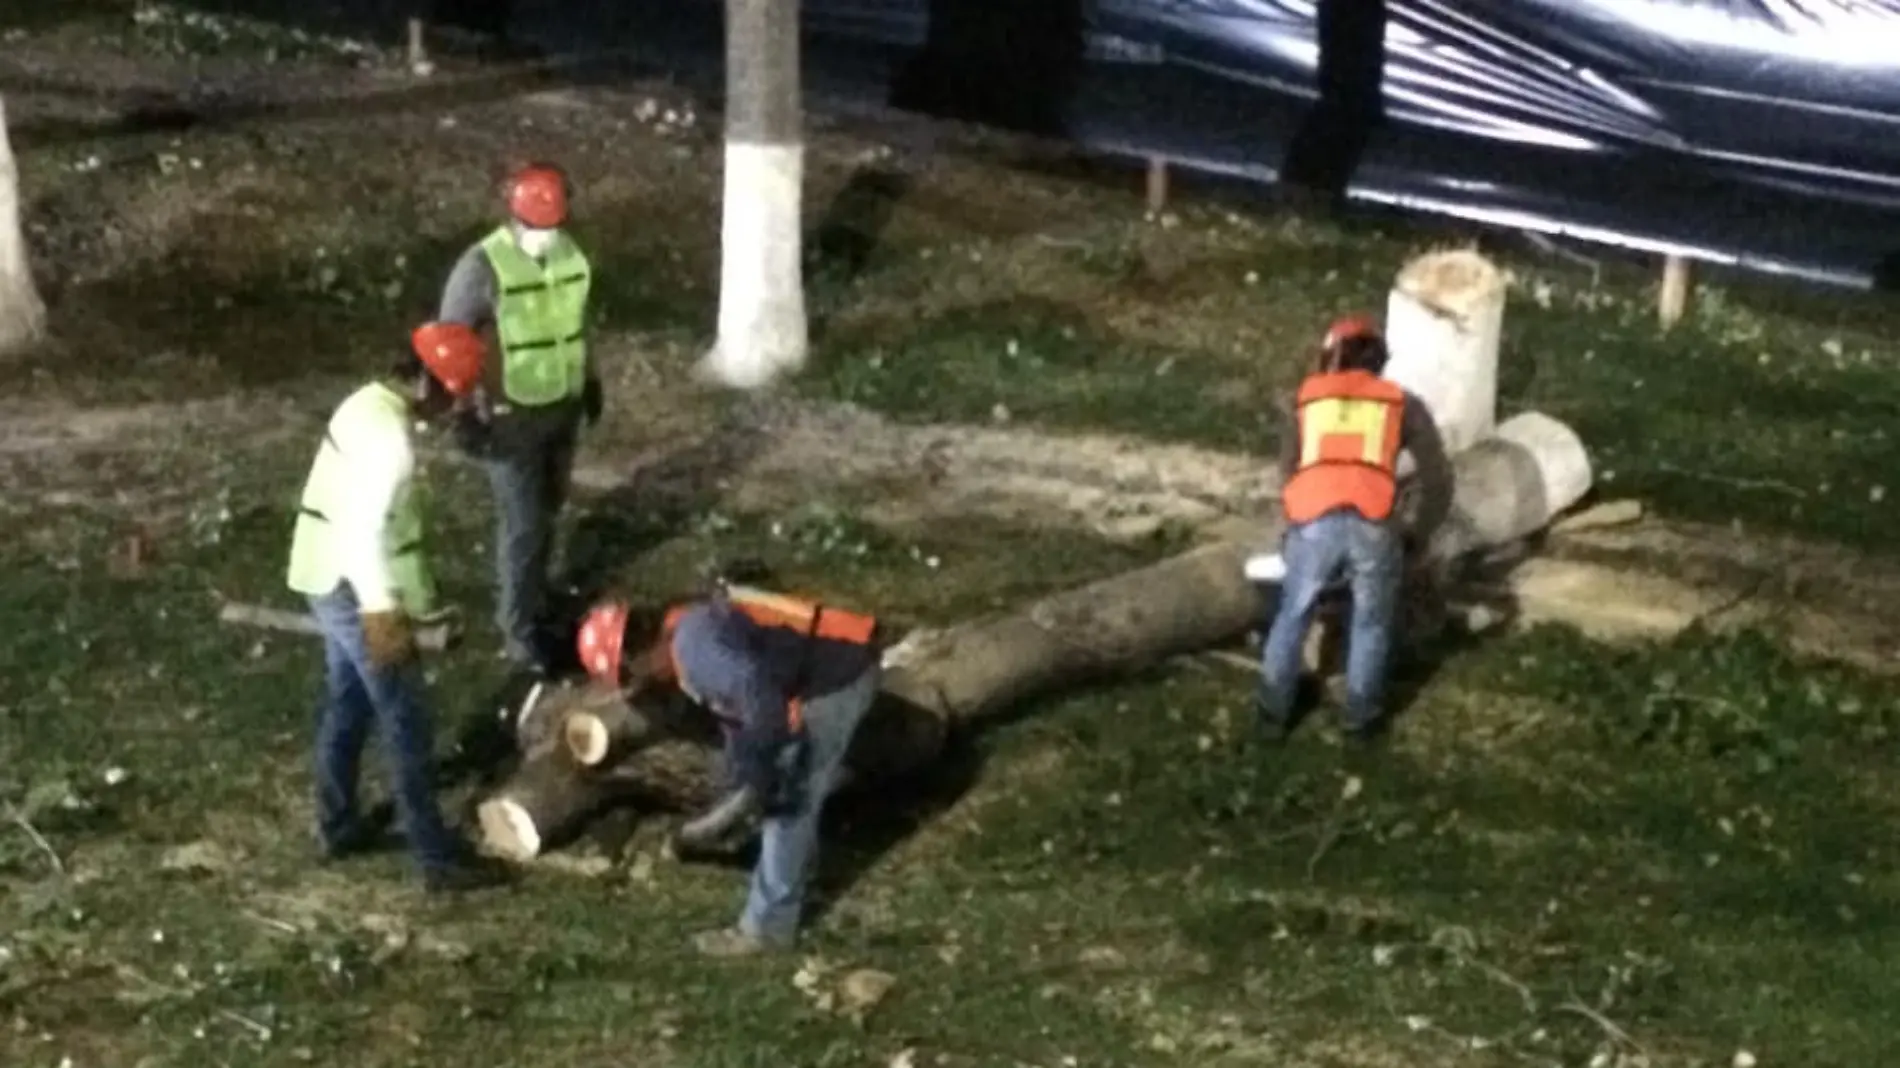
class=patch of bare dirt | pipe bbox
[573,391,1282,544]
[0,395,270,451]
[1547,521,1900,671]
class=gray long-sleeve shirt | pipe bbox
[437,241,502,331]
[436,232,596,434]
[1276,383,1453,541]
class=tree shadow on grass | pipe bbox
[807,163,916,344]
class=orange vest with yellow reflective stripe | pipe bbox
[662,586,880,732]
[1281,370,1406,524]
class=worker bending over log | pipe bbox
[575,585,882,957]
[1258,315,1453,745]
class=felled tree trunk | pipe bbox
[700,0,807,388]
[0,95,47,356]
[477,411,1591,858]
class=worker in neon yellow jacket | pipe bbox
[438,162,599,673]
[287,322,511,894]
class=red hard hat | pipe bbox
[1322,314,1380,351]
[506,164,569,228]
[409,322,485,397]
[576,600,631,686]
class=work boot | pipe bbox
[692,927,791,958]
[422,853,513,895]
[316,805,396,863]
[1253,694,1291,745]
[1341,715,1387,752]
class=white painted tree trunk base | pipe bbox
[0,96,47,357]
[1382,249,1506,456]
[702,143,807,390]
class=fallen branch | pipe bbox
[1549,498,1643,535]
[1650,462,1806,499]
[217,1007,273,1041]
[217,601,450,651]
[6,803,63,875]
[1306,778,1364,882]
[1558,997,1644,1054]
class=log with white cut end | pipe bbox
[562,691,658,767]
[1382,249,1507,456]
[478,745,610,862]
[0,95,47,356]
[477,411,1591,859]
[700,0,808,388]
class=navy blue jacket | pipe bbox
[669,597,879,794]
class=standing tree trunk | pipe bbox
[0,95,46,356]
[701,0,808,389]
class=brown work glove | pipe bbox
[361,610,416,669]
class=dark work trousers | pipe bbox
[738,662,880,944]
[308,584,459,872]
[1258,510,1402,730]
[479,400,581,666]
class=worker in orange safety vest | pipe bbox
[575,583,882,957]
[1256,315,1452,746]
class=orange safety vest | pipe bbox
[1280,370,1406,524]
[661,585,880,733]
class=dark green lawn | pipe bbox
[2,446,1896,1066]
[2,15,1898,1067]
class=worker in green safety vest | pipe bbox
[286,321,511,894]
[438,160,600,675]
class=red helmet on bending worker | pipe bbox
[1317,314,1388,375]
[506,163,569,229]
[577,599,692,688]
[577,600,631,686]
[409,321,486,397]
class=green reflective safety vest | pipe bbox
[285,382,440,618]
[481,225,592,407]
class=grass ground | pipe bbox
[2,6,1898,1067]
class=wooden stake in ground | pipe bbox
[1658,255,1693,328]
[476,411,1593,858]
[1145,158,1169,213]
[405,17,434,77]
[700,0,808,388]
[0,95,47,356]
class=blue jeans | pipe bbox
[738,663,880,944]
[1258,510,1402,730]
[308,585,459,871]
[481,411,577,660]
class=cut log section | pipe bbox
[476,410,1591,859]
[478,746,623,862]
[1658,255,1694,328]
[562,695,657,767]
[1383,249,1507,456]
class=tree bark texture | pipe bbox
[703,0,808,388]
[478,411,1592,857]
[0,95,47,356]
